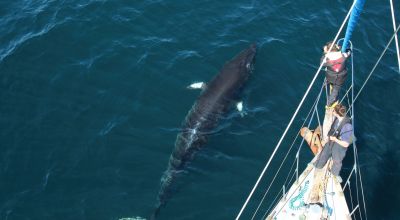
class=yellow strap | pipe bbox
[325,100,339,109]
[330,100,339,108]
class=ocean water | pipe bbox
[1,0,399,219]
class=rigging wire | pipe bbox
[349,180,355,214]
[315,101,322,133]
[334,26,400,218]
[339,24,400,220]
[235,3,358,218]
[389,0,400,73]
[344,164,356,190]
[296,80,325,170]
[262,164,298,219]
[353,24,400,102]
[349,40,363,220]
[272,160,322,217]
[330,174,337,220]
[353,145,363,220]
[250,83,325,220]
[345,27,400,219]
[356,145,368,220]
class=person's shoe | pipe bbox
[309,202,323,208]
[333,175,342,183]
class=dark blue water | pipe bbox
[1,0,399,219]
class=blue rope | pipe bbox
[341,0,366,52]
[289,181,310,210]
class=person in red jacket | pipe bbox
[322,42,351,107]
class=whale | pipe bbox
[151,44,257,219]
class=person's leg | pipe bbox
[331,143,348,176]
[314,143,332,169]
[322,108,334,143]
[327,84,340,106]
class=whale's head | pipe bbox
[234,43,257,80]
[243,43,257,71]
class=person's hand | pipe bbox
[329,136,337,142]
[344,48,352,57]
[321,138,327,146]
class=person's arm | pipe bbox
[329,136,350,147]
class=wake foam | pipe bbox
[119,217,146,220]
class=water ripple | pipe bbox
[99,116,129,136]
[0,0,67,62]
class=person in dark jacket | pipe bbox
[315,103,353,183]
[322,42,351,107]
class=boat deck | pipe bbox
[265,157,351,220]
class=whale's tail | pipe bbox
[151,168,177,219]
[149,204,162,220]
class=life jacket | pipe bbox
[327,116,351,140]
[324,56,348,86]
